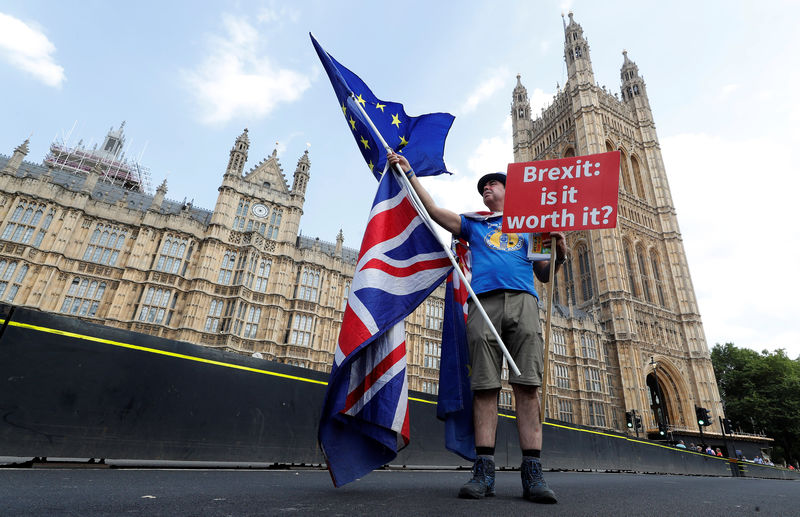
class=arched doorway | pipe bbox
[646,372,669,428]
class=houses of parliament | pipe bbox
[0,14,724,439]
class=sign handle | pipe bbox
[540,242,557,422]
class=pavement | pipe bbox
[1,467,797,516]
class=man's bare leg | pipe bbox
[512,384,542,450]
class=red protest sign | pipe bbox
[502,151,620,233]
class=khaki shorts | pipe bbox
[466,290,543,391]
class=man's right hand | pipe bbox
[387,152,411,174]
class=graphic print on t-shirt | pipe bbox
[483,221,523,252]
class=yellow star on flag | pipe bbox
[360,135,370,150]
[398,135,409,147]
[341,103,346,115]
[391,114,401,127]
[375,102,386,112]
[368,160,374,171]
[356,94,366,107]
[349,117,356,130]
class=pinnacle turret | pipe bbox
[563,12,595,86]
[226,128,250,176]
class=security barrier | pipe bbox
[1,305,797,480]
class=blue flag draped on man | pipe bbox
[312,35,466,486]
[310,34,454,179]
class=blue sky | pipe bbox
[1,0,798,357]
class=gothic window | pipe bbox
[289,314,314,346]
[205,299,223,332]
[233,304,261,338]
[498,391,512,408]
[59,276,106,317]
[138,287,172,324]
[581,334,598,359]
[423,340,441,369]
[0,260,29,303]
[633,84,640,95]
[637,247,652,303]
[556,364,570,388]
[268,210,282,239]
[217,251,237,285]
[297,268,320,302]
[244,306,261,338]
[342,281,350,311]
[588,401,607,427]
[2,201,53,247]
[422,381,439,395]
[630,156,647,201]
[251,258,271,293]
[619,152,633,194]
[553,331,567,355]
[425,299,444,331]
[624,243,639,298]
[650,251,666,307]
[577,246,594,303]
[234,199,250,231]
[156,236,191,275]
[232,252,248,285]
[607,374,615,397]
[558,399,573,423]
[584,367,602,392]
[562,256,576,305]
[83,223,127,266]
[575,45,582,57]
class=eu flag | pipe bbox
[310,34,454,180]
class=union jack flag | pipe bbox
[319,169,452,487]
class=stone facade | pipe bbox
[512,13,725,435]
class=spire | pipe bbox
[226,128,250,176]
[620,50,648,104]
[563,12,595,86]
[335,229,344,257]
[511,74,534,162]
[292,149,311,199]
[2,138,31,175]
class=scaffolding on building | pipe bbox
[44,122,153,194]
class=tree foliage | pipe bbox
[711,343,800,464]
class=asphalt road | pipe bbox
[1,468,796,516]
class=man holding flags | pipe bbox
[388,152,567,504]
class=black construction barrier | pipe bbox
[1,305,798,481]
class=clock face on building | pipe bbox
[252,203,268,218]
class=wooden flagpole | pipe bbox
[348,92,521,376]
[539,242,557,420]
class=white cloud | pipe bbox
[529,87,554,114]
[719,83,739,98]
[459,68,509,115]
[0,13,64,88]
[662,132,800,357]
[181,15,310,125]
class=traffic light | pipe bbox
[635,415,642,430]
[625,411,634,428]
[658,421,668,436]
[695,406,712,427]
[722,418,733,434]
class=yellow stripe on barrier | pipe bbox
[1,319,328,386]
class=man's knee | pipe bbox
[512,384,539,399]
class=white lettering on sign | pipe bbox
[521,160,602,182]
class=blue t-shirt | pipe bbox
[459,215,539,299]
